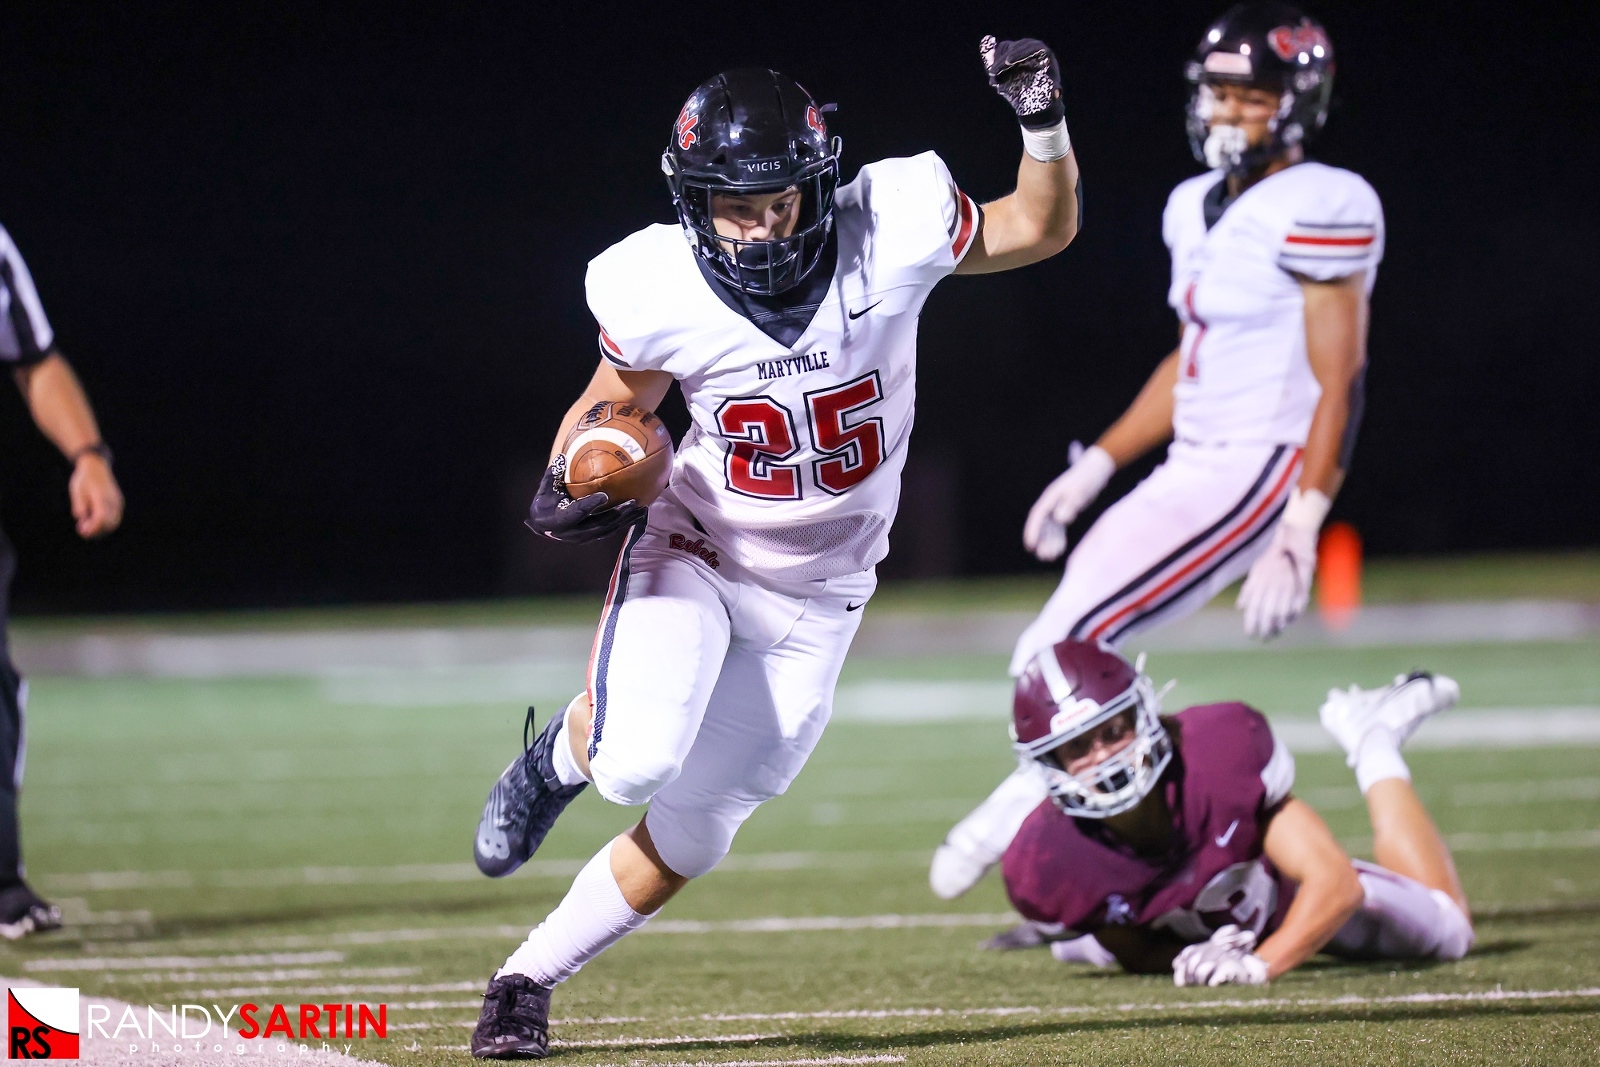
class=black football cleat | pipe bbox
[0,883,62,940]
[474,706,587,878]
[471,974,552,1059]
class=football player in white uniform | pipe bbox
[469,39,1082,1058]
[932,2,1384,902]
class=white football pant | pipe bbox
[1325,859,1475,961]
[583,486,874,879]
[1010,440,1302,673]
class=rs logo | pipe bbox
[8,988,79,1059]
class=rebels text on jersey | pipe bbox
[1164,163,1384,447]
[1003,702,1299,943]
[585,153,980,581]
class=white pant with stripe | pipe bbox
[583,486,875,879]
[1009,440,1302,674]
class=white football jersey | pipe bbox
[585,152,979,581]
[1163,162,1383,446]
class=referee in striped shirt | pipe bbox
[0,222,123,938]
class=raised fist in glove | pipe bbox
[1238,487,1331,641]
[1022,444,1114,562]
[525,456,645,545]
[980,35,1065,127]
[1172,924,1269,987]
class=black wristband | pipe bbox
[69,442,113,466]
[1019,97,1067,130]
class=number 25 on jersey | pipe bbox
[715,371,886,500]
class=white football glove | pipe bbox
[1022,444,1115,562]
[1172,924,1269,987]
[1237,487,1331,641]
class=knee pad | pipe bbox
[642,790,762,879]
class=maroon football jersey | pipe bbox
[1003,702,1297,943]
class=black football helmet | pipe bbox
[1185,2,1335,175]
[662,68,841,296]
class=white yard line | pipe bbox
[443,986,1600,1029]
[1270,708,1600,753]
[588,1059,906,1067]
[1340,829,1600,854]
[553,1032,783,1049]
[168,981,481,999]
[25,951,343,972]
[18,600,1597,679]
[42,851,929,895]
[43,804,1600,904]
[114,968,417,985]
[686,985,1600,1022]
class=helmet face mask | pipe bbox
[672,171,837,296]
[1011,640,1174,820]
[1185,2,1335,177]
[662,68,842,297]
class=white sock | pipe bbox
[497,841,649,986]
[550,698,589,788]
[1354,725,1410,794]
[948,766,1052,865]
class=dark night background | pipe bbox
[0,1,1594,613]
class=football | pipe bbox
[560,400,674,507]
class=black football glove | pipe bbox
[980,35,1066,128]
[525,457,645,545]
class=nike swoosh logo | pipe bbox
[846,602,864,611]
[847,301,882,320]
[1215,819,1239,847]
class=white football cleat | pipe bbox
[1319,671,1459,765]
[929,765,1052,899]
[929,842,992,900]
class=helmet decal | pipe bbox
[1268,22,1330,62]
[676,107,700,151]
[806,105,826,137]
[1048,697,1102,736]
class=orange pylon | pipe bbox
[1317,521,1362,631]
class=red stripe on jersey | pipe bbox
[951,191,978,262]
[598,327,624,357]
[1284,234,1375,247]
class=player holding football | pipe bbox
[469,38,1081,1058]
[986,638,1472,983]
[932,1,1382,900]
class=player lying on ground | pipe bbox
[932,0,1383,901]
[467,39,1082,1059]
[971,637,1473,983]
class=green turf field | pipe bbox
[2,581,1598,1063]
